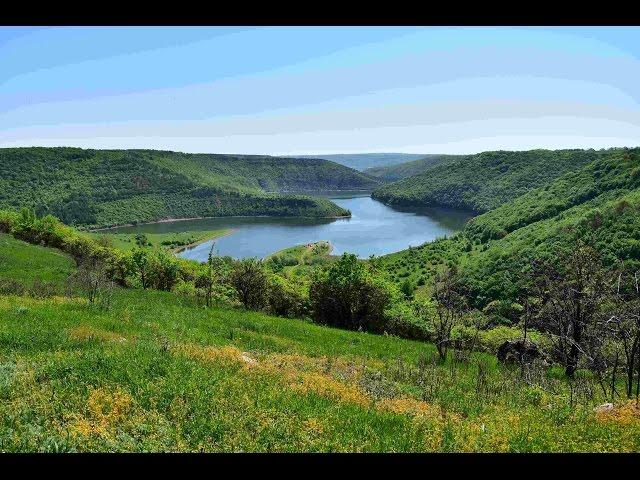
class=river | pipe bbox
[107,193,474,260]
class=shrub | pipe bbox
[384,302,433,341]
[147,249,180,291]
[0,210,17,233]
[267,275,310,318]
[309,253,395,332]
[229,258,269,310]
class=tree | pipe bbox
[267,274,310,318]
[229,258,268,310]
[195,242,217,307]
[135,233,149,247]
[147,249,179,291]
[309,253,394,332]
[430,264,467,360]
[67,256,114,309]
[530,245,608,377]
[606,267,640,399]
[130,247,150,289]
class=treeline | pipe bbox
[372,148,613,212]
[0,147,381,228]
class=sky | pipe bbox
[1,26,640,155]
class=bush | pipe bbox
[0,210,17,233]
[267,275,310,318]
[229,258,269,310]
[309,253,395,332]
[384,302,433,341]
[147,250,180,291]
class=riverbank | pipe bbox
[90,211,352,233]
[89,229,233,253]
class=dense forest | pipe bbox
[371,148,613,212]
[364,154,462,182]
[0,148,380,228]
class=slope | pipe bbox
[372,148,612,212]
[0,148,379,228]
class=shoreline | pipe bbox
[172,228,236,254]
[89,212,352,233]
[265,240,334,261]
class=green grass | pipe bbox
[1,238,639,452]
[0,234,74,286]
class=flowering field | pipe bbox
[1,235,639,452]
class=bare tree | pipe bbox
[530,245,608,377]
[195,242,216,307]
[430,265,467,361]
[606,268,640,399]
[67,256,114,309]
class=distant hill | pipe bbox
[0,147,380,228]
[291,153,427,171]
[364,154,463,182]
[372,149,612,213]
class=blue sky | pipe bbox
[1,26,640,155]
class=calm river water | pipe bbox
[108,193,474,260]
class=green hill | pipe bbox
[1,233,637,452]
[292,153,427,171]
[0,147,380,229]
[372,149,612,212]
[364,154,462,182]
[379,147,640,308]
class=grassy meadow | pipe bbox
[1,235,639,452]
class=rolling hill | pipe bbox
[1,232,638,452]
[372,149,612,213]
[291,153,427,171]
[379,147,640,308]
[0,148,380,229]
[364,154,462,182]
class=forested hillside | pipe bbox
[372,149,612,212]
[292,153,427,171]
[0,148,379,228]
[379,147,640,309]
[364,154,462,182]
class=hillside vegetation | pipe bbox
[372,149,611,212]
[3,147,640,452]
[379,148,640,308]
[365,154,462,182]
[1,235,639,452]
[0,148,380,228]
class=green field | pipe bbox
[1,227,639,452]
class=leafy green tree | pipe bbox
[130,247,150,289]
[147,249,180,291]
[267,274,310,318]
[230,258,269,310]
[310,253,394,332]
